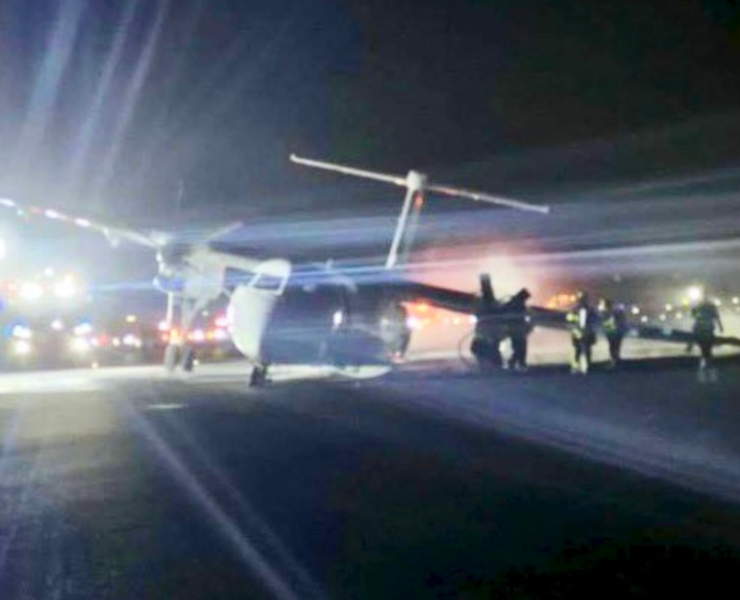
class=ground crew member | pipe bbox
[599,298,628,368]
[691,294,723,381]
[502,288,532,371]
[381,301,411,361]
[471,274,504,371]
[567,291,597,374]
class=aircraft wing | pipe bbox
[374,279,561,321]
[383,280,478,314]
[0,196,240,250]
[377,279,740,348]
[527,308,740,348]
[627,323,740,348]
[0,197,164,248]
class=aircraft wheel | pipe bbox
[164,344,180,373]
[379,302,411,360]
[249,364,268,387]
[181,346,196,372]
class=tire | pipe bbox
[181,346,196,372]
[379,302,411,359]
[164,344,180,373]
[249,365,267,387]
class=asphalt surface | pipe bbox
[1,357,740,599]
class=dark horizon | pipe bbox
[0,0,738,217]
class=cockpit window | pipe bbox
[253,273,284,292]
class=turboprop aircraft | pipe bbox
[0,156,551,384]
[3,155,736,385]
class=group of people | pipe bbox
[472,287,725,376]
[471,286,533,371]
[566,291,627,374]
[471,285,534,372]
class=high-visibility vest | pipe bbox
[602,310,626,335]
[567,307,595,338]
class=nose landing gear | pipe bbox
[249,363,269,387]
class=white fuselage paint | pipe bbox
[224,258,292,364]
[178,248,292,364]
[228,285,278,363]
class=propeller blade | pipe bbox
[0,197,165,248]
[102,226,164,249]
[203,221,243,242]
[290,155,550,214]
[426,183,550,214]
[290,154,408,187]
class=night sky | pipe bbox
[0,0,739,217]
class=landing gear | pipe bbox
[164,344,180,373]
[181,346,196,372]
[162,293,211,375]
[471,335,503,373]
[379,302,411,362]
[249,364,269,387]
[163,343,197,373]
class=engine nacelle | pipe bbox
[154,243,225,304]
[157,243,191,270]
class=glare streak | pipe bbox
[144,388,328,600]
[379,378,740,504]
[91,0,171,203]
[116,391,315,600]
[65,0,143,193]
[15,0,88,174]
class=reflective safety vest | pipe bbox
[567,307,596,339]
[602,309,627,336]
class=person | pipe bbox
[502,288,532,371]
[691,294,723,381]
[380,301,411,361]
[471,274,504,371]
[567,291,598,374]
[599,298,628,368]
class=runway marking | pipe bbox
[145,403,188,412]
[0,372,104,395]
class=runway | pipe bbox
[1,357,739,598]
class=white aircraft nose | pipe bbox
[227,259,291,363]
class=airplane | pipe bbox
[2,156,738,385]
[0,158,553,384]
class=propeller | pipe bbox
[291,154,550,268]
[289,154,550,214]
[0,194,243,292]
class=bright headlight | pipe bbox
[19,282,44,301]
[54,279,77,299]
[13,340,32,355]
[73,322,93,336]
[122,334,142,348]
[11,325,32,340]
[70,338,91,353]
[687,285,704,303]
